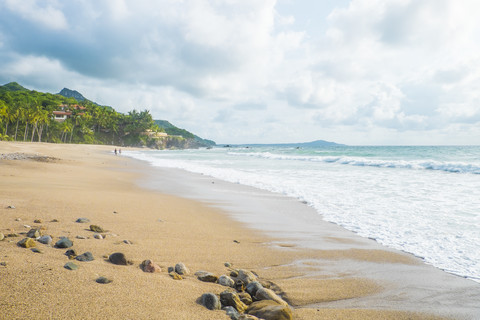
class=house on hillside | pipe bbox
[52,104,85,122]
[143,129,168,137]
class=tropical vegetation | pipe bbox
[0,82,214,149]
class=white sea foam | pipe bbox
[227,151,480,174]
[125,146,480,282]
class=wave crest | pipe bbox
[227,152,480,174]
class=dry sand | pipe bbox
[0,142,458,319]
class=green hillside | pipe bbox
[0,82,214,149]
[154,120,215,147]
[1,82,28,92]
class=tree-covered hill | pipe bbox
[2,82,28,92]
[0,82,215,149]
[154,120,215,147]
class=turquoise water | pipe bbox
[126,145,480,281]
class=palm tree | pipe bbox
[69,111,82,143]
[0,100,7,136]
[35,109,49,142]
[30,105,44,142]
[60,121,72,143]
[13,106,22,141]
[23,109,31,142]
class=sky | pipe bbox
[1,0,480,145]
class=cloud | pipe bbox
[285,0,480,136]
[234,102,268,111]
[1,0,68,30]
[0,0,480,144]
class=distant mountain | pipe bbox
[1,82,29,92]
[58,88,88,102]
[223,140,345,148]
[154,120,216,148]
[58,88,111,109]
[295,140,345,147]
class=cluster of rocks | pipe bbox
[2,216,115,283]
[198,267,292,320]
[0,152,58,162]
[3,212,293,319]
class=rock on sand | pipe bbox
[109,252,128,265]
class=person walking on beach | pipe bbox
[114,148,117,155]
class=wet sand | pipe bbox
[0,141,478,319]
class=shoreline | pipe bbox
[130,152,480,318]
[0,142,478,319]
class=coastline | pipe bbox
[134,159,480,318]
[0,142,478,319]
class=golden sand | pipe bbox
[0,142,448,319]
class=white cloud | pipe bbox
[3,0,68,30]
[2,55,86,92]
[1,0,480,144]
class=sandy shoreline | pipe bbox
[0,142,478,319]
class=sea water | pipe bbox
[125,145,480,282]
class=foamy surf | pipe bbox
[125,145,480,282]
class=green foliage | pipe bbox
[0,82,215,149]
[0,82,27,92]
[154,120,215,147]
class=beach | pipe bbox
[0,142,478,319]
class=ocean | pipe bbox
[125,145,480,282]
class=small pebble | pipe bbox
[175,262,190,275]
[51,219,59,222]
[15,218,21,221]
[76,235,87,239]
[0,262,6,267]
[8,205,16,209]
[33,219,42,224]
[196,271,218,283]
[141,259,161,273]
[225,262,232,268]
[31,248,42,254]
[65,249,77,258]
[223,306,240,320]
[93,233,103,240]
[218,275,235,288]
[27,228,41,239]
[201,293,221,310]
[23,225,31,229]
[169,272,183,280]
[109,252,129,265]
[76,252,94,262]
[0,233,4,241]
[96,276,112,284]
[38,235,52,245]
[90,225,105,233]
[55,237,73,248]
[75,218,90,223]
[17,238,36,248]
[64,262,78,270]
[246,281,263,297]
[123,240,132,245]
